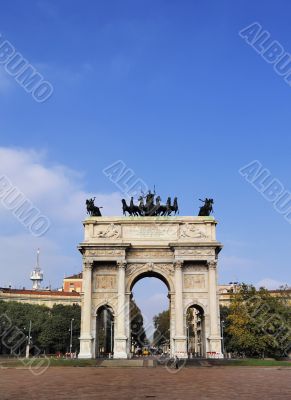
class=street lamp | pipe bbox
[110,321,114,356]
[69,318,74,358]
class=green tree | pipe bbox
[130,300,147,347]
[225,284,291,357]
[153,310,170,346]
[0,301,81,355]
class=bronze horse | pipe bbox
[121,191,179,216]
[86,197,102,216]
[122,198,141,216]
[198,198,214,216]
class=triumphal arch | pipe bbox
[78,208,223,359]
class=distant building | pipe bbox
[0,287,81,308]
[63,273,83,293]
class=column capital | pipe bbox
[83,259,94,270]
[207,260,217,270]
[174,260,184,270]
[117,260,127,269]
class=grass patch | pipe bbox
[225,359,291,367]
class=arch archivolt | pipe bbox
[125,262,175,293]
[184,300,207,315]
[94,300,117,316]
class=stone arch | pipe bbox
[126,265,174,293]
[184,300,206,315]
[94,301,116,317]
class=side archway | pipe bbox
[95,304,114,358]
[185,303,206,358]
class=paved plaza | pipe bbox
[0,366,290,400]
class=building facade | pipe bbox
[0,288,81,307]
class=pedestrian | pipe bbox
[174,355,179,369]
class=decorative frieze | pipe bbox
[127,249,173,259]
[85,249,124,257]
[175,248,214,257]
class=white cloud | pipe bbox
[0,146,122,288]
[0,147,122,222]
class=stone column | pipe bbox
[208,260,223,357]
[174,261,187,358]
[114,261,128,359]
[79,260,93,359]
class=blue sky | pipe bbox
[0,0,291,325]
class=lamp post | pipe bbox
[110,321,114,357]
[69,318,74,358]
[25,320,32,359]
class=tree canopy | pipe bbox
[222,284,291,358]
[0,301,81,355]
[153,309,170,346]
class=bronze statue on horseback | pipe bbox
[198,198,214,216]
[86,197,103,216]
[121,189,179,217]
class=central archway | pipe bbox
[126,270,173,358]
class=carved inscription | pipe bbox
[123,224,178,240]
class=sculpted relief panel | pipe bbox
[184,274,206,290]
[179,224,207,239]
[94,224,121,239]
[95,275,117,290]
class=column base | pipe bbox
[207,336,223,357]
[113,335,128,359]
[174,335,188,359]
[79,335,93,359]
